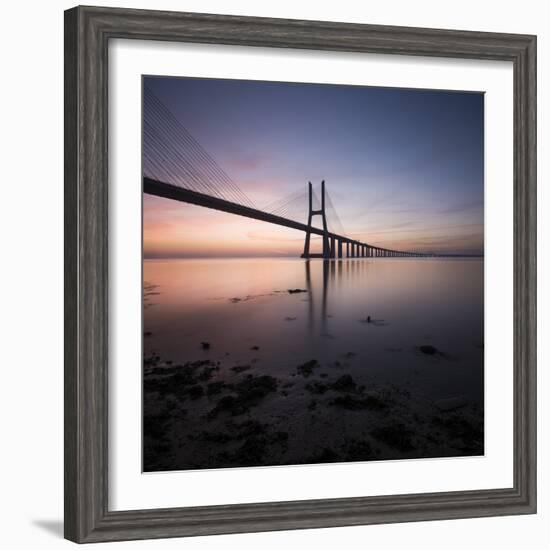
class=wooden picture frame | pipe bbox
[64,5,536,543]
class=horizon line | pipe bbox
[143,254,485,260]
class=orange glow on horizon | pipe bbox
[144,195,483,258]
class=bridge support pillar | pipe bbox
[338,239,343,258]
[346,242,349,257]
[302,180,331,259]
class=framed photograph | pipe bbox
[64,6,536,543]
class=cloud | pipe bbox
[226,151,269,172]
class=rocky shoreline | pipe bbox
[144,347,483,472]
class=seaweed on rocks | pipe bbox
[297,359,319,377]
[207,375,278,418]
[231,365,251,374]
[144,359,219,398]
[305,381,329,394]
[331,374,357,392]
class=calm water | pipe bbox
[144,258,484,404]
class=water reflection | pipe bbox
[144,257,483,399]
[305,259,375,330]
[143,257,484,471]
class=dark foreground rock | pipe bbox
[297,359,319,377]
[143,353,484,472]
[207,374,278,418]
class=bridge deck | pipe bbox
[144,177,360,245]
[143,177,431,257]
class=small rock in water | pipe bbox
[144,331,153,337]
[287,288,307,294]
[231,365,251,374]
[201,342,211,350]
[419,345,438,355]
[250,345,260,351]
[331,374,357,392]
[297,359,320,377]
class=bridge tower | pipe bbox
[301,181,331,259]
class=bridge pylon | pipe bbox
[301,180,331,259]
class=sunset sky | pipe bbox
[143,76,484,258]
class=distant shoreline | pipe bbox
[143,255,485,261]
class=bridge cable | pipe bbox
[143,86,256,209]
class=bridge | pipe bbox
[143,85,434,259]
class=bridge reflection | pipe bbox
[304,259,375,333]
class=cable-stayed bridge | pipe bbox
[143,86,434,259]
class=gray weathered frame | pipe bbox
[64,5,537,543]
